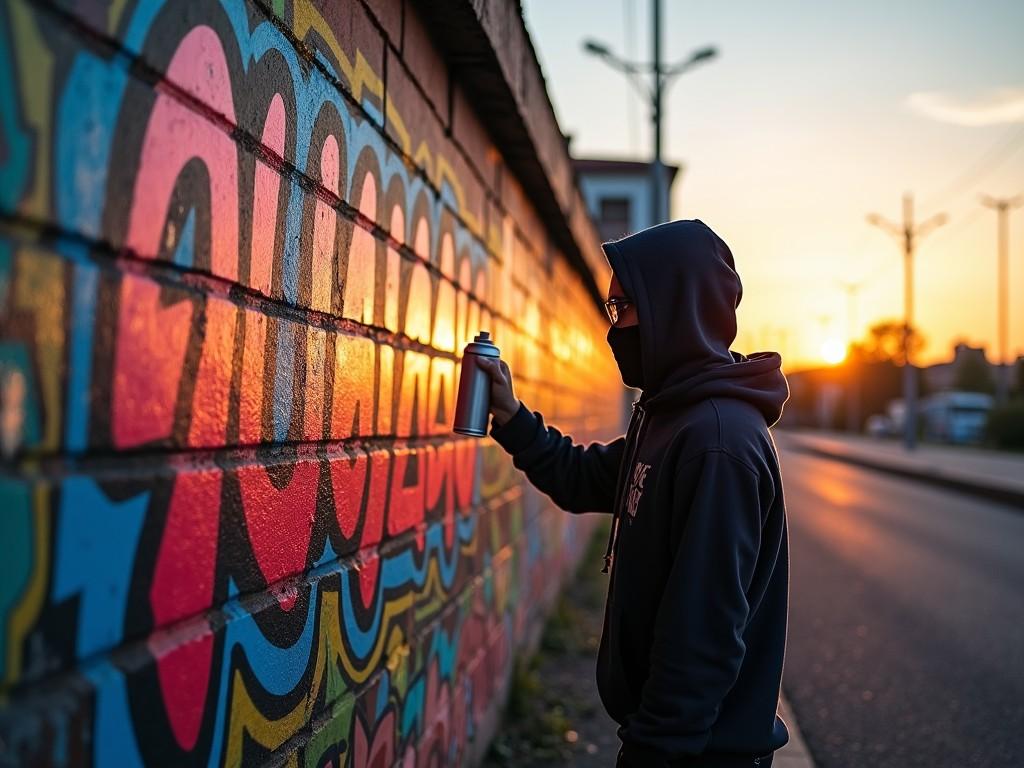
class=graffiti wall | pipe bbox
[0,0,621,765]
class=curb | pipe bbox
[776,694,816,768]
[780,436,1024,511]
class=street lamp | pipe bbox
[980,193,1023,405]
[582,1,718,227]
[867,194,946,451]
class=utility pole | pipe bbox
[980,194,1023,405]
[867,194,946,451]
[838,280,863,347]
[583,11,716,228]
[651,0,666,227]
[839,280,863,433]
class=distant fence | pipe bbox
[0,0,620,764]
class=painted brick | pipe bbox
[450,82,501,196]
[364,0,404,50]
[401,0,450,121]
[384,46,448,189]
[0,1,620,766]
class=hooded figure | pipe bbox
[483,220,791,767]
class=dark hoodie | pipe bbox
[491,220,791,766]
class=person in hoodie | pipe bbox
[476,219,790,768]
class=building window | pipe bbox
[598,196,631,240]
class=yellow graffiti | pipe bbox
[413,556,448,623]
[107,0,130,35]
[9,0,53,220]
[435,155,483,236]
[224,581,412,765]
[4,486,49,686]
[14,248,64,451]
[225,590,340,765]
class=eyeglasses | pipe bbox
[603,297,633,326]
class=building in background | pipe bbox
[923,343,992,393]
[574,157,682,240]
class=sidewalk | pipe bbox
[776,429,1024,509]
[484,522,816,767]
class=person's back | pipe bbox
[479,219,790,768]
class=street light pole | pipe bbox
[980,193,1023,405]
[839,280,863,433]
[867,193,946,451]
[651,0,665,227]
[583,14,716,229]
[839,280,862,347]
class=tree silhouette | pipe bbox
[857,320,926,366]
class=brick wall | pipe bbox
[0,0,621,765]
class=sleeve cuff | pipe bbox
[489,402,537,454]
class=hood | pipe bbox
[602,219,789,426]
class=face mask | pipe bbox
[606,325,644,389]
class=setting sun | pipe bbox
[820,338,847,365]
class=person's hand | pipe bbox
[475,356,519,427]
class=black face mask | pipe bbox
[606,325,644,389]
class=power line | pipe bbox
[934,204,986,244]
[922,125,1024,211]
[855,127,1024,292]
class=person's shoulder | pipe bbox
[673,398,774,470]
[710,397,768,430]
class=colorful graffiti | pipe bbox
[0,0,620,765]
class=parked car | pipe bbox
[920,391,994,444]
[865,413,896,438]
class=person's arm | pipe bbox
[477,356,624,514]
[618,450,766,763]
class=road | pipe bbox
[777,443,1024,768]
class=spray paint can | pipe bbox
[453,331,500,437]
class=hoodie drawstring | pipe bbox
[601,514,619,573]
[602,401,646,574]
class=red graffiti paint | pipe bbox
[239,309,268,444]
[426,444,455,547]
[188,298,235,447]
[237,459,320,601]
[387,445,425,538]
[310,135,340,314]
[343,174,377,324]
[328,448,368,540]
[126,25,239,281]
[149,469,222,750]
[352,449,391,607]
[113,277,192,447]
[332,334,375,439]
[419,660,450,764]
[249,93,286,296]
[351,709,395,768]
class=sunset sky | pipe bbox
[523,0,1024,369]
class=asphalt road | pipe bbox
[777,442,1024,768]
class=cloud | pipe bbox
[907,86,1024,127]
